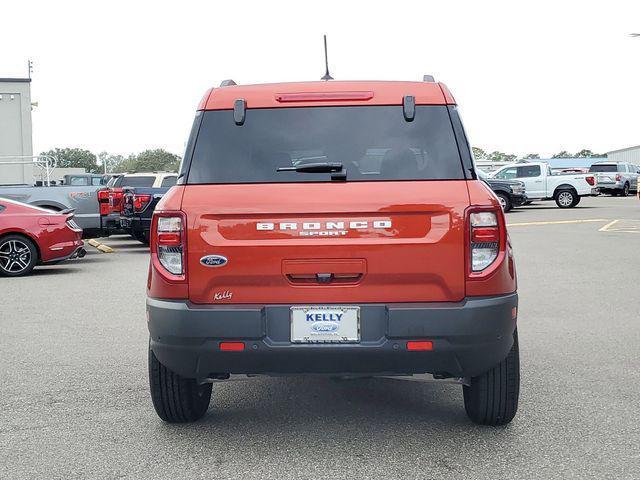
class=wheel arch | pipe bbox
[553,184,578,196]
[0,231,42,262]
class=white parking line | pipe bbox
[598,220,619,232]
[599,219,640,233]
[507,219,609,227]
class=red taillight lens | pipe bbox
[152,213,186,277]
[586,176,595,186]
[469,210,502,273]
[133,194,152,212]
[97,189,110,216]
[406,341,433,351]
[275,91,374,102]
[615,174,622,182]
[471,227,500,243]
[108,189,124,213]
[219,342,245,352]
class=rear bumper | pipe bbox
[42,243,85,264]
[147,293,518,379]
[120,216,150,233]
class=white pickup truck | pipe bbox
[490,162,597,208]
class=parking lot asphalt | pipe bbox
[1,195,639,479]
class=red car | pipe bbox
[0,198,85,277]
[146,78,520,425]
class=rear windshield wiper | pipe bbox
[277,162,343,173]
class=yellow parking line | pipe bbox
[507,219,609,227]
[598,219,619,232]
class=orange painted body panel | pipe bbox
[177,181,470,304]
[201,81,455,110]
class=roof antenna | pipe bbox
[321,35,333,81]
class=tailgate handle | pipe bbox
[285,272,363,285]
[283,259,366,285]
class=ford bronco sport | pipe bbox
[147,78,520,425]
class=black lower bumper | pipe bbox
[120,216,150,233]
[148,294,518,379]
[512,193,528,207]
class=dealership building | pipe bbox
[606,145,640,164]
[0,78,33,185]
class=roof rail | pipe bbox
[220,79,237,87]
[422,75,435,82]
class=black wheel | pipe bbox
[496,193,512,212]
[621,183,630,197]
[0,235,38,277]
[132,230,149,245]
[554,189,576,208]
[148,344,212,423]
[463,329,520,426]
[572,196,581,206]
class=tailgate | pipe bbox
[182,181,470,304]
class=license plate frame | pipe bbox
[290,305,360,344]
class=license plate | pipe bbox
[290,306,360,343]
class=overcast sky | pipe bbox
[2,0,639,158]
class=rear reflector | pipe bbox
[275,91,374,103]
[406,341,433,351]
[219,342,245,352]
[512,307,518,319]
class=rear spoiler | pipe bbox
[60,208,76,217]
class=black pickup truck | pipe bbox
[477,170,527,212]
[120,187,169,244]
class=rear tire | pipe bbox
[0,234,38,277]
[621,183,630,197]
[463,329,520,426]
[132,230,149,245]
[496,193,512,212]
[554,189,577,208]
[148,344,212,423]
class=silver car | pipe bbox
[589,162,639,196]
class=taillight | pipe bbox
[586,176,595,186]
[615,174,622,182]
[133,194,152,212]
[97,189,110,216]
[468,210,502,273]
[109,189,124,213]
[152,212,186,278]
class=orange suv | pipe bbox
[146,78,520,425]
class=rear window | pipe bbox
[187,106,464,183]
[120,176,155,188]
[589,164,617,173]
[161,176,177,187]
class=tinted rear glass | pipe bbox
[187,106,464,183]
[589,164,616,173]
[120,176,155,187]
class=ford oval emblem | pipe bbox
[200,255,228,267]
[311,321,339,333]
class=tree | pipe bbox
[574,149,604,158]
[40,147,99,173]
[487,151,517,163]
[553,150,572,158]
[472,147,487,160]
[97,151,125,174]
[523,153,540,159]
[117,149,181,173]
